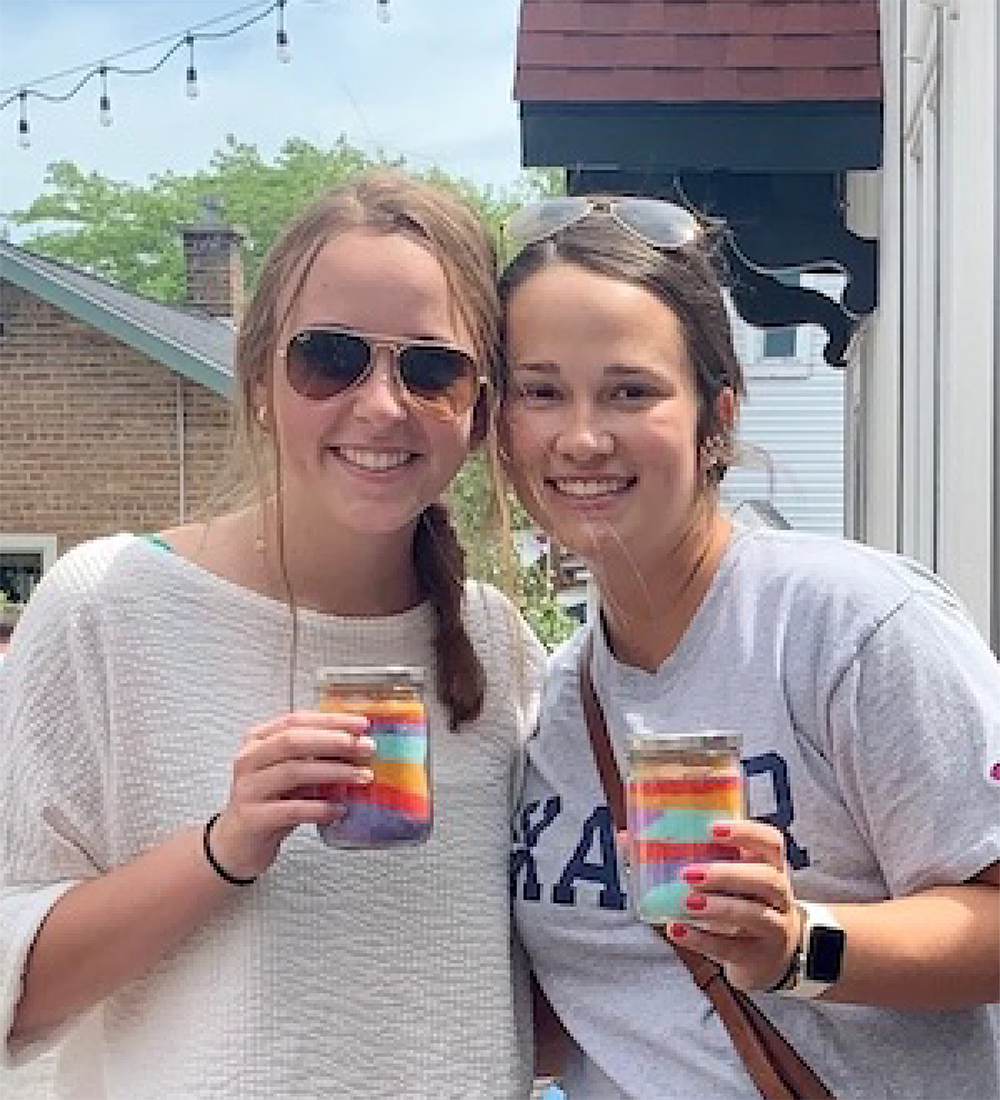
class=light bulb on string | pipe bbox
[17,90,30,148]
[99,65,112,127]
[276,0,291,63]
[185,34,199,99]
[376,0,390,24]
[6,5,308,147]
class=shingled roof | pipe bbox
[0,241,234,397]
[515,0,882,104]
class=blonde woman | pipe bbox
[1,171,543,1099]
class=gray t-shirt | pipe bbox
[513,526,1000,1100]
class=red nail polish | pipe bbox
[711,823,731,839]
[685,894,707,912]
[681,867,706,884]
[670,923,688,938]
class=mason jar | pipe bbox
[625,731,744,924]
[314,665,432,849]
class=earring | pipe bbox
[256,406,268,429]
[699,432,728,478]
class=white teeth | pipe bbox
[553,478,630,497]
[337,448,413,471]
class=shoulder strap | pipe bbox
[577,632,833,1100]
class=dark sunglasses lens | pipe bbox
[399,345,476,413]
[286,330,370,398]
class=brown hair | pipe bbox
[496,211,746,485]
[231,169,499,728]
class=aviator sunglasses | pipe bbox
[503,195,710,256]
[279,326,483,417]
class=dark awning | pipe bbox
[513,0,884,364]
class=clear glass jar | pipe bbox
[314,666,432,849]
[625,731,744,923]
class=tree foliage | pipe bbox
[5,134,563,301]
[447,452,577,650]
[6,137,576,648]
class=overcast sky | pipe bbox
[0,0,528,238]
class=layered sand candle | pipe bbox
[314,667,432,849]
[625,732,744,924]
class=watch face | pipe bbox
[806,927,846,983]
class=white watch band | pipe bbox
[779,900,844,999]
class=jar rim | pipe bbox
[315,665,426,688]
[627,731,741,756]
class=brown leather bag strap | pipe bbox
[578,633,626,825]
[578,632,834,1100]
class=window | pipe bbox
[763,326,797,359]
[761,271,800,361]
[0,534,57,604]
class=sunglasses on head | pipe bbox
[279,326,482,417]
[503,195,711,256]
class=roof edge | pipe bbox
[0,248,233,399]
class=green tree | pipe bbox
[447,452,578,651]
[4,135,396,299]
[6,138,575,647]
[5,134,564,300]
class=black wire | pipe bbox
[0,0,273,93]
[1,2,279,113]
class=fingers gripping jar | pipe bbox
[625,731,744,923]
[315,666,432,849]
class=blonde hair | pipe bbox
[228,169,502,728]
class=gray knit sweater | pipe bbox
[0,534,543,1099]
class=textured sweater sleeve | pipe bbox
[1,542,114,1064]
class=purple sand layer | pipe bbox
[318,801,430,847]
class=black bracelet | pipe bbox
[202,813,257,887]
[765,943,801,993]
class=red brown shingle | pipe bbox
[514,0,882,104]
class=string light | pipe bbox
[276,0,291,64]
[3,0,390,146]
[183,34,200,99]
[17,90,29,149]
[99,65,112,127]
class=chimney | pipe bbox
[182,196,244,321]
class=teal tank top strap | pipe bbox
[143,533,175,553]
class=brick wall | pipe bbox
[0,281,231,552]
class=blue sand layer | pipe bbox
[635,880,690,923]
[374,732,428,761]
[639,807,726,841]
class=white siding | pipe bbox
[722,364,845,536]
[722,276,847,537]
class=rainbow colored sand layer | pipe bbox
[316,696,431,848]
[627,763,743,923]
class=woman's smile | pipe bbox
[542,474,638,520]
[330,446,419,473]
[547,475,637,499]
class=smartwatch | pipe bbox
[774,900,845,999]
